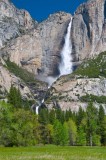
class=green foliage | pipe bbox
[62,122,69,146]
[67,119,77,146]
[77,119,87,146]
[55,108,65,124]
[5,60,36,83]
[49,109,56,124]
[0,101,38,147]
[98,106,106,145]
[0,100,106,147]
[8,85,22,108]
[74,51,106,78]
[76,107,86,128]
[8,85,34,109]
[45,124,54,144]
[80,94,106,104]
[53,120,66,146]
[65,109,73,121]
[86,102,100,146]
[39,108,49,125]
[92,134,101,146]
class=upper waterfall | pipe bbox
[59,17,73,76]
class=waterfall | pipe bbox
[36,99,44,115]
[36,106,39,115]
[35,17,73,115]
[59,17,73,76]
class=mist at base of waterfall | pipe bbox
[36,75,58,88]
[46,76,58,88]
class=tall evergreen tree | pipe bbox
[62,122,69,146]
[56,108,64,123]
[53,120,67,145]
[53,119,63,145]
[65,109,73,121]
[46,124,54,144]
[76,107,86,128]
[86,102,100,146]
[67,119,77,146]
[8,85,22,108]
[77,118,86,146]
[98,105,106,146]
[39,108,49,125]
[49,109,56,124]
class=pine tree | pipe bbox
[65,110,70,121]
[16,88,22,108]
[76,107,85,128]
[46,124,54,144]
[39,108,49,125]
[49,109,56,124]
[56,108,64,123]
[77,118,86,146]
[53,119,62,145]
[8,84,15,105]
[67,119,77,146]
[98,105,106,146]
[38,124,48,144]
[53,120,67,145]
[65,109,73,121]
[62,122,69,145]
[86,102,100,146]
[8,85,22,108]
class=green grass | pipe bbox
[0,145,106,160]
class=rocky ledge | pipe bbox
[44,52,106,112]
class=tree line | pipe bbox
[0,85,106,147]
[38,103,106,146]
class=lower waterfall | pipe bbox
[36,99,44,115]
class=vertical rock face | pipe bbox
[38,12,72,76]
[1,11,72,76]
[72,0,106,61]
[0,0,36,49]
[2,32,43,74]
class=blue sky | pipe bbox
[12,0,86,21]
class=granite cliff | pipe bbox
[71,0,106,63]
[1,11,72,76]
[0,0,36,49]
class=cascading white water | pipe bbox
[36,106,39,115]
[36,99,44,115]
[36,18,73,115]
[35,77,57,114]
[59,17,73,76]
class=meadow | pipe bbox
[0,145,106,160]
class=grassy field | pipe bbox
[0,145,106,160]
